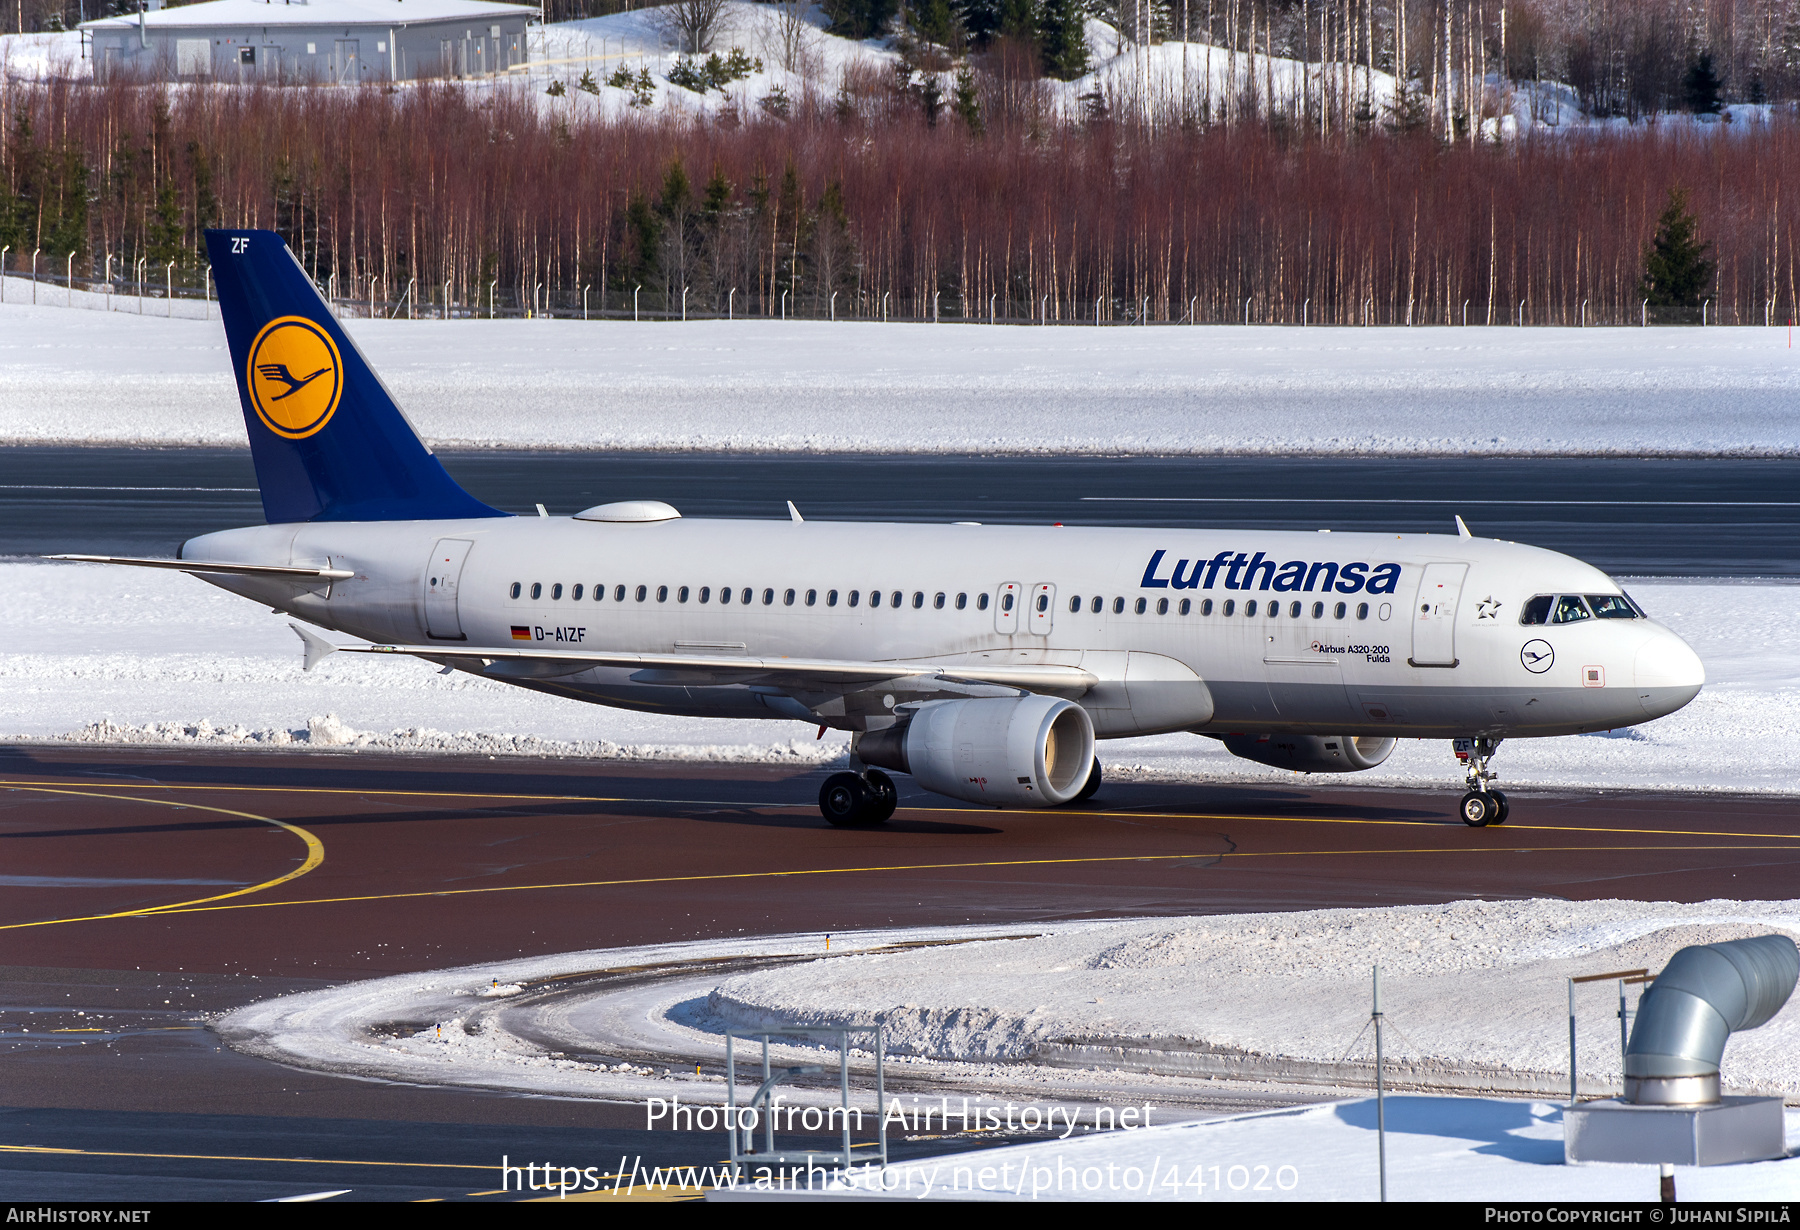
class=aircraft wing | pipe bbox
[48,554,355,580]
[289,626,1096,694]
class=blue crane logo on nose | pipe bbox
[1520,639,1555,673]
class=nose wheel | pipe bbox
[1459,788,1509,827]
[820,769,897,827]
[1454,736,1507,826]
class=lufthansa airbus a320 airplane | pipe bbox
[56,230,1705,828]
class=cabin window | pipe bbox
[1334,601,1347,619]
[978,593,989,610]
[635,585,647,602]
[1035,594,1048,612]
[509,582,521,599]
[1179,598,1191,615]
[699,587,711,603]
[678,586,690,603]
[1091,596,1103,614]
[1357,602,1370,620]
[1001,593,1014,612]
[1245,600,1258,616]
[763,588,775,606]
[740,588,752,605]
[530,583,542,600]
[807,589,818,606]
[784,588,796,606]
[551,583,563,600]
[827,589,839,607]
[955,593,967,609]
[656,585,668,602]
[614,584,626,601]
[718,586,731,604]
[934,592,945,609]
[914,592,925,609]
[1223,599,1235,616]
[849,590,861,608]
[1201,599,1213,615]
[1068,596,1081,613]
[892,591,904,608]
[572,584,584,600]
[1134,597,1147,614]
[1290,601,1302,618]
[1311,601,1323,618]
[1111,597,1123,614]
[1156,597,1168,614]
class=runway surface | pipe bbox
[6,448,1800,576]
[5,745,1799,1199]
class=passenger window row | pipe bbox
[507,583,992,611]
[1068,595,1372,620]
[1520,593,1645,626]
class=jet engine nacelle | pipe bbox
[858,695,1095,807]
[1220,733,1396,773]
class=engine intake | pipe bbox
[1219,733,1396,773]
[858,696,1095,807]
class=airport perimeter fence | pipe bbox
[0,257,1785,328]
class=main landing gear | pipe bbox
[1455,736,1508,827]
[819,769,897,828]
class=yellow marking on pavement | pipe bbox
[95,843,1800,921]
[0,1143,494,1170]
[5,778,1798,843]
[0,786,323,931]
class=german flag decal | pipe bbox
[511,626,533,641]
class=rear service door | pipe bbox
[425,538,474,640]
[1409,562,1467,667]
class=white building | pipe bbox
[81,0,535,84]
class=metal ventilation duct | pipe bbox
[1624,935,1799,1106]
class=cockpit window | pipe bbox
[1552,595,1592,624]
[1520,595,1553,626]
[1586,594,1639,620]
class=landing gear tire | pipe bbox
[1064,759,1103,805]
[1459,791,1500,827]
[820,771,891,827]
[863,770,898,822]
[1488,790,1509,825]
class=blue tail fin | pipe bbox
[205,229,505,524]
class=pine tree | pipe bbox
[1037,0,1088,81]
[1683,52,1722,115]
[1639,188,1714,308]
[952,63,983,133]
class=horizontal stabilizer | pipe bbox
[48,554,354,580]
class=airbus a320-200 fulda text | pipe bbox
[55,231,1706,827]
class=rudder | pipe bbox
[205,229,504,524]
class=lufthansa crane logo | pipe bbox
[246,316,342,439]
[1520,639,1555,674]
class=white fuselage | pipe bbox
[182,515,1704,742]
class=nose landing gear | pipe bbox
[819,769,897,827]
[1454,737,1508,827]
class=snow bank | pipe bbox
[5,298,1800,454]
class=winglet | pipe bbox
[290,623,339,672]
[787,500,804,523]
[1454,514,1473,538]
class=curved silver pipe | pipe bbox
[1624,935,1798,1105]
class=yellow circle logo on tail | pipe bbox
[246,316,343,439]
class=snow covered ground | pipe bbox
[217,906,1800,1200]
[823,1096,1800,1201]
[1,562,1793,797]
[4,291,1799,454]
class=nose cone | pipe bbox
[1635,631,1705,719]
